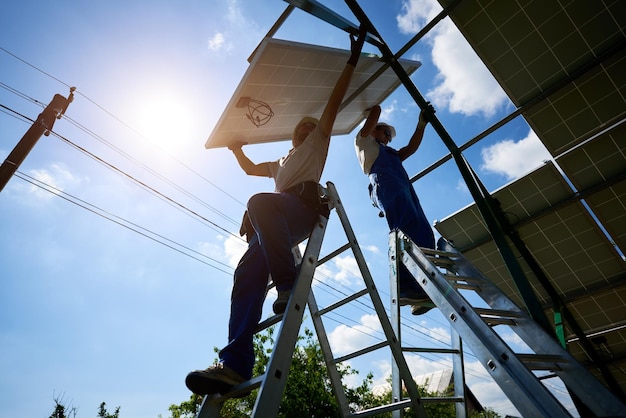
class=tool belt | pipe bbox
[239,210,255,242]
[238,182,330,242]
[284,181,330,218]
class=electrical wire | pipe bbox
[14,170,235,276]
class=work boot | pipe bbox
[185,363,246,395]
[272,290,291,314]
[411,302,435,316]
[398,289,431,306]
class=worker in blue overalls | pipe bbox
[355,103,435,315]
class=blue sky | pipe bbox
[0,1,563,417]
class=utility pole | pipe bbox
[0,87,75,193]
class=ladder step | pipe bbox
[204,375,264,403]
[474,308,524,326]
[333,341,389,364]
[403,347,461,355]
[255,313,283,333]
[422,396,465,403]
[315,288,369,316]
[445,273,481,283]
[517,354,567,371]
[420,248,457,258]
[348,399,412,417]
[422,250,459,270]
[428,257,455,268]
[451,282,481,291]
[445,274,481,290]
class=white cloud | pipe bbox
[313,254,362,287]
[328,313,382,355]
[363,244,380,255]
[16,164,84,200]
[380,100,397,122]
[213,233,246,268]
[207,32,226,51]
[397,0,441,31]
[205,0,259,53]
[480,129,551,180]
[333,255,361,285]
[455,178,469,193]
[397,0,508,117]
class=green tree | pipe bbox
[97,402,120,418]
[169,326,377,417]
[49,397,77,418]
[168,326,504,417]
[49,398,76,418]
[166,393,202,418]
[49,399,124,418]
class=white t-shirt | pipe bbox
[354,132,380,175]
[268,125,330,192]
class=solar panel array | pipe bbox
[435,0,626,397]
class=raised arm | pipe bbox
[398,103,433,161]
[228,142,271,177]
[317,27,367,137]
[359,105,382,138]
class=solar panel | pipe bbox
[557,121,626,251]
[434,161,626,393]
[436,161,624,300]
[433,0,626,397]
[440,0,626,156]
[205,37,421,149]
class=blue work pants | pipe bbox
[219,192,318,379]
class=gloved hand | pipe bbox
[348,25,367,66]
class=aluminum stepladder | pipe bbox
[391,230,626,418]
[197,182,428,418]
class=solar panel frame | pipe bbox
[205,37,422,149]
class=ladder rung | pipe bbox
[255,313,283,333]
[316,288,369,316]
[428,257,455,268]
[474,308,524,326]
[445,274,482,290]
[452,282,481,291]
[474,308,524,318]
[445,273,482,283]
[420,248,457,258]
[517,354,567,370]
[348,399,412,417]
[206,375,264,402]
[333,341,389,364]
[422,396,465,403]
[403,347,461,355]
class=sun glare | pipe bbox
[134,96,196,154]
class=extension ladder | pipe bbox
[197,182,429,418]
[391,230,626,417]
[388,240,468,418]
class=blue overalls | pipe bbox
[368,142,435,292]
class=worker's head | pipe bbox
[292,116,319,148]
[374,122,396,144]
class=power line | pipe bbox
[14,170,235,276]
[1,79,243,229]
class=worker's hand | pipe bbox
[228,141,247,151]
[418,102,435,128]
[348,25,367,66]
